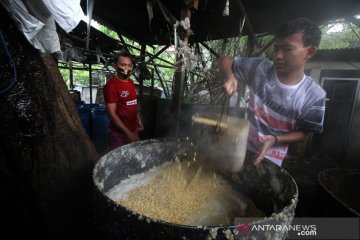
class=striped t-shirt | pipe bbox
[232,57,326,166]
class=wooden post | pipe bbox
[151,68,155,96]
[89,63,93,104]
[154,65,170,98]
[200,42,220,59]
[0,8,99,239]
[196,43,213,103]
[173,5,192,136]
[69,60,74,90]
[139,44,146,96]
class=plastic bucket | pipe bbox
[80,104,103,112]
[77,108,92,138]
[92,106,109,151]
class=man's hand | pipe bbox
[137,118,144,131]
[253,135,277,165]
[224,77,238,96]
[253,131,307,165]
[218,56,238,96]
[127,131,140,142]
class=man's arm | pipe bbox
[106,103,139,142]
[137,112,144,131]
[218,56,239,96]
[253,131,307,165]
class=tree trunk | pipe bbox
[0,7,99,239]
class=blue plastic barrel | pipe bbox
[80,103,102,112]
[92,106,110,151]
[77,107,92,138]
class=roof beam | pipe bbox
[200,42,220,59]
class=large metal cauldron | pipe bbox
[92,139,298,240]
[318,168,360,217]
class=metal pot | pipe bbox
[92,138,298,239]
[318,168,360,217]
[191,114,250,172]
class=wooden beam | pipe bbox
[173,5,193,136]
[254,37,276,57]
[237,0,260,48]
[196,43,213,103]
[200,42,220,58]
[144,45,169,65]
[136,62,174,69]
[150,69,155,96]
[185,0,199,10]
[139,44,146,96]
[89,63,93,104]
[118,34,131,52]
[69,61,74,90]
[153,65,170,98]
[114,32,175,67]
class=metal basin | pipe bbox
[318,168,360,217]
[92,138,298,239]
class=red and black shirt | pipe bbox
[103,76,138,132]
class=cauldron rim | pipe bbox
[93,138,299,230]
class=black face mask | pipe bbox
[116,67,132,79]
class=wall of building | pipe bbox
[345,90,360,168]
[306,62,360,168]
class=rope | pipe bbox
[216,95,228,131]
[0,29,17,95]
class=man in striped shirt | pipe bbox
[219,18,326,166]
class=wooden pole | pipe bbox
[69,60,74,90]
[89,63,93,104]
[154,65,170,98]
[151,68,155,96]
[173,6,192,136]
[196,43,213,103]
[139,44,146,96]
[200,42,220,59]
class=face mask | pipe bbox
[116,67,132,79]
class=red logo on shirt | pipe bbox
[121,90,129,97]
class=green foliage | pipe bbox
[59,63,104,88]
[60,68,88,86]
[319,23,360,49]
[207,35,274,58]
[97,25,119,40]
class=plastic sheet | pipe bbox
[0,0,83,54]
[42,0,84,33]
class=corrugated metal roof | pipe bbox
[79,0,360,45]
[311,48,360,62]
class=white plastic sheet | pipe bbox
[42,0,84,33]
[1,0,45,41]
[31,16,61,54]
[1,0,84,54]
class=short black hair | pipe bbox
[112,51,134,65]
[275,18,321,47]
